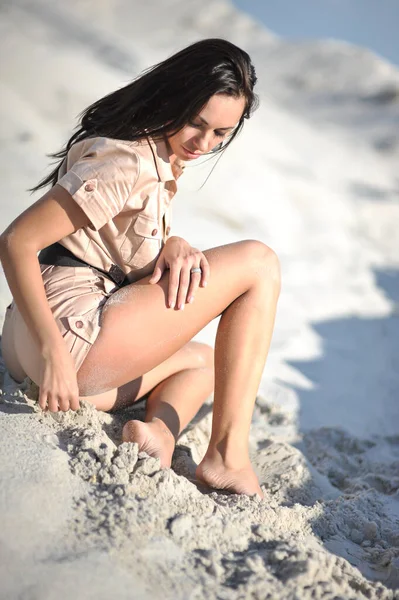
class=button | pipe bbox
[166,226,171,235]
[75,320,84,329]
[151,228,158,236]
[84,182,95,192]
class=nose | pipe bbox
[194,131,213,153]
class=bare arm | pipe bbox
[1,184,90,352]
[0,184,91,409]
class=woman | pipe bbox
[0,39,280,497]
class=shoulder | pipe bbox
[122,138,157,173]
[68,136,140,166]
[62,137,140,190]
[64,136,170,189]
[57,137,144,231]
[118,137,161,184]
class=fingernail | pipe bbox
[189,297,194,303]
[179,303,184,310]
[170,301,175,309]
[203,281,207,287]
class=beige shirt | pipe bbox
[57,135,184,283]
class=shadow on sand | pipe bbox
[289,267,399,439]
[284,267,399,587]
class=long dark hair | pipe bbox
[31,38,258,193]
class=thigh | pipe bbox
[80,340,213,412]
[1,302,29,383]
[77,240,271,395]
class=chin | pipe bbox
[175,148,188,159]
[168,142,183,159]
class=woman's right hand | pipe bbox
[39,343,81,412]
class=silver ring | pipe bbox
[190,267,202,274]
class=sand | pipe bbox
[1,1,398,598]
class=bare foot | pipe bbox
[196,454,264,498]
[122,418,175,468]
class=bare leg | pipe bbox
[122,362,214,467]
[17,327,215,466]
[196,272,280,497]
[80,341,214,467]
[77,241,281,496]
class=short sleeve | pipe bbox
[57,139,140,231]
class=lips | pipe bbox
[182,146,202,158]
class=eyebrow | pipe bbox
[197,115,234,130]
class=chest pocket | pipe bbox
[120,213,162,269]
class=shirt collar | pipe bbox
[147,135,175,182]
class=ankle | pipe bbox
[206,434,250,469]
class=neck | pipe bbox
[163,135,178,166]
[163,135,185,177]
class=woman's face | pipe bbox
[166,93,246,162]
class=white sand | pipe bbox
[1,1,398,598]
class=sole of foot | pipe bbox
[122,419,175,468]
[196,458,264,498]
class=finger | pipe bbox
[186,269,201,303]
[168,263,182,308]
[149,256,166,284]
[69,396,81,412]
[58,396,70,412]
[47,393,59,413]
[199,256,210,287]
[69,391,81,412]
[38,388,48,411]
[176,265,191,310]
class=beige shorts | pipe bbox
[1,264,118,383]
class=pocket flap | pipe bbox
[132,214,162,239]
[65,313,99,344]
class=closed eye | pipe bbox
[189,121,227,138]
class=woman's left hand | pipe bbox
[149,236,209,309]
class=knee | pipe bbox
[191,342,214,371]
[185,342,214,394]
[242,240,281,291]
